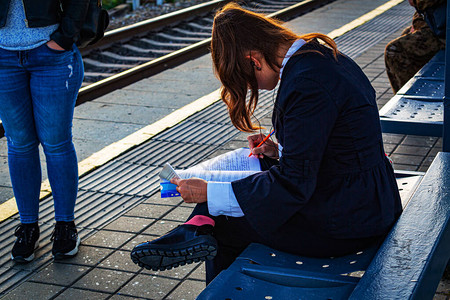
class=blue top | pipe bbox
[0,0,58,50]
[232,40,402,244]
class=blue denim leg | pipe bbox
[28,44,84,222]
[0,48,41,223]
[0,44,84,223]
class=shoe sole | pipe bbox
[11,241,40,264]
[130,236,217,271]
[53,236,81,260]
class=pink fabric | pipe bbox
[184,215,215,227]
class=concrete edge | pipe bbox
[327,0,404,39]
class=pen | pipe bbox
[248,130,275,157]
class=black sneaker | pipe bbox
[130,224,217,271]
[51,221,80,260]
[11,223,40,263]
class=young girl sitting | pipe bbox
[131,3,402,284]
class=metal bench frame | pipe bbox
[379,50,445,137]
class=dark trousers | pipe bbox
[188,202,383,285]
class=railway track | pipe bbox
[0,0,334,137]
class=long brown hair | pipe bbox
[211,3,338,132]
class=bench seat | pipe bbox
[197,243,377,299]
[379,94,443,136]
[379,50,445,136]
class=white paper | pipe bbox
[176,170,259,182]
[159,162,180,181]
[175,148,261,182]
[188,148,261,172]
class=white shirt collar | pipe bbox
[279,39,306,79]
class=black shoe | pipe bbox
[130,224,217,271]
[51,221,80,260]
[11,223,40,263]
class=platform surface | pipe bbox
[0,1,448,299]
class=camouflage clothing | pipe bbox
[414,0,445,12]
[385,0,445,93]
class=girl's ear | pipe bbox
[246,55,262,71]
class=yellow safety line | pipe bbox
[327,0,404,39]
[0,0,405,222]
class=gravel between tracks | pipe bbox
[107,1,212,31]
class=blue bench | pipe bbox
[197,152,450,299]
[379,50,445,136]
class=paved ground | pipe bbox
[0,0,448,299]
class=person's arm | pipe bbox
[232,77,339,234]
[207,182,244,217]
[50,0,90,50]
[168,177,244,217]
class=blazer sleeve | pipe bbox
[50,0,90,50]
[231,77,339,235]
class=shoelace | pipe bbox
[14,225,36,245]
[50,224,74,241]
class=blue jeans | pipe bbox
[0,43,84,223]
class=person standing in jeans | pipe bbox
[0,0,88,262]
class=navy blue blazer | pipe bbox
[232,41,402,246]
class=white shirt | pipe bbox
[279,39,306,79]
[207,39,305,217]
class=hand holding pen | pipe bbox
[247,130,278,158]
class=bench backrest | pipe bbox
[349,152,450,299]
